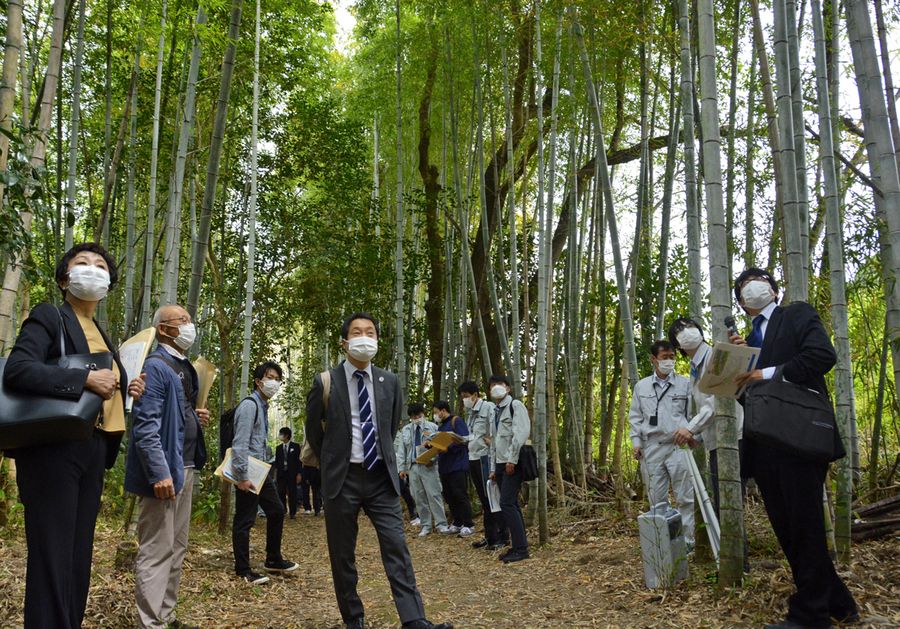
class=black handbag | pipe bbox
[0,310,112,451]
[518,444,538,481]
[743,368,845,463]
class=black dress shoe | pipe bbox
[471,539,490,549]
[344,618,365,629]
[401,620,454,629]
[501,549,530,563]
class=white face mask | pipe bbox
[462,396,475,410]
[67,265,110,302]
[411,416,423,425]
[172,323,196,351]
[490,385,508,401]
[432,413,441,423]
[260,378,281,399]
[676,327,703,351]
[656,359,676,375]
[346,336,378,362]
[741,280,775,310]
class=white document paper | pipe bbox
[486,479,502,513]
[698,342,762,399]
[117,327,156,411]
[214,447,272,495]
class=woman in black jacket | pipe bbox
[4,242,145,629]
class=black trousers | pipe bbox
[400,473,418,519]
[232,472,285,575]
[753,454,857,626]
[470,459,506,544]
[440,470,473,527]
[15,431,107,629]
[299,465,322,514]
[276,470,298,516]
[495,463,528,553]
[324,463,425,624]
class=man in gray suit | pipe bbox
[306,313,453,629]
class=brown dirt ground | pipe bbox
[0,497,898,628]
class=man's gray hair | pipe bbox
[151,305,182,328]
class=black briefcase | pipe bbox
[743,371,845,463]
[0,351,112,451]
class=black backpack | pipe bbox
[219,395,257,462]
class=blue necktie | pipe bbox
[747,315,765,348]
[415,424,421,447]
[354,370,379,470]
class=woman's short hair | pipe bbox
[55,243,119,294]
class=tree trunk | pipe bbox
[696,0,745,587]
[572,13,639,387]
[140,0,168,329]
[678,0,703,320]
[773,0,809,301]
[811,0,854,564]
[416,21,444,398]
[392,0,407,395]
[239,0,261,396]
[0,0,67,351]
[186,0,243,320]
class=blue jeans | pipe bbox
[495,463,528,553]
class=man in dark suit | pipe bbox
[306,313,453,629]
[274,427,302,518]
[731,268,858,629]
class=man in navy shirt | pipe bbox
[432,401,474,537]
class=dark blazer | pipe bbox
[306,361,403,500]
[743,301,843,474]
[3,301,128,468]
[274,441,301,480]
[124,346,207,497]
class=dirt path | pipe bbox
[1,500,898,628]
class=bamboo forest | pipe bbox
[0,0,899,626]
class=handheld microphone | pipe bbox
[724,316,738,338]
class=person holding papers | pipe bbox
[231,361,298,584]
[457,381,506,550]
[126,304,208,628]
[394,404,450,536]
[729,268,857,629]
[628,340,696,550]
[667,317,745,516]
[432,401,475,537]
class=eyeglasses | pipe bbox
[160,317,189,325]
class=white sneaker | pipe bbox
[436,525,454,535]
[304,510,312,515]
[410,517,421,527]
[447,524,461,534]
[418,528,432,537]
[458,526,475,538]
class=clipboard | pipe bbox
[414,430,465,465]
[698,342,761,398]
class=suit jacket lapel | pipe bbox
[332,364,352,432]
[372,367,391,437]
[759,306,783,368]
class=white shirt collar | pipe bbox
[691,342,711,368]
[160,343,186,361]
[653,371,673,387]
[343,359,373,382]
